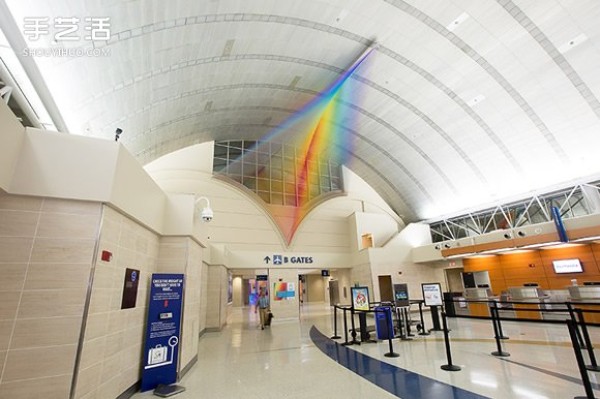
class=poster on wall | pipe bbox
[421,283,443,307]
[121,268,140,309]
[273,282,295,300]
[351,286,370,311]
[141,274,184,392]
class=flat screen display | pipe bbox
[552,259,583,274]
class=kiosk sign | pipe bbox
[141,274,184,392]
[421,283,443,307]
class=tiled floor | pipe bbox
[131,304,600,398]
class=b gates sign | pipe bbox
[264,254,314,265]
[227,250,351,269]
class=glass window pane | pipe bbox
[271,193,283,205]
[258,191,270,202]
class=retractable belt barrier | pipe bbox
[441,298,600,399]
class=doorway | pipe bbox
[378,275,393,302]
[445,268,465,292]
[328,280,339,305]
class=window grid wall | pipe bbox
[213,140,343,206]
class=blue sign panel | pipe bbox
[551,206,569,243]
[141,274,184,392]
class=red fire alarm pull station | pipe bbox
[101,250,112,262]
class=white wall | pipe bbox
[6,127,174,235]
[368,224,447,301]
[10,128,117,201]
[110,146,167,232]
[352,211,399,249]
[144,143,402,255]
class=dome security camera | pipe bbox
[195,196,213,223]
[201,207,213,222]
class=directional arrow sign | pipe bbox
[264,256,271,264]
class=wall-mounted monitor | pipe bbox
[552,259,583,274]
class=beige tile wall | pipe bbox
[155,237,203,372]
[73,205,159,399]
[0,190,102,399]
[199,262,208,335]
[206,265,228,331]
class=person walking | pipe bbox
[258,288,269,330]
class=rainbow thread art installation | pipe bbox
[223,46,375,245]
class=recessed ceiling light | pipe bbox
[446,12,469,32]
[467,94,485,107]
[558,33,588,54]
[335,9,349,23]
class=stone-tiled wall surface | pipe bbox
[156,237,203,372]
[0,191,102,398]
[206,265,228,331]
[74,206,159,399]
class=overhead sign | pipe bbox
[141,274,184,392]
[264,254,314,265]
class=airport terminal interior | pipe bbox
[2,1,600,398]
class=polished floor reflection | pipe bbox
[131,304,600,399]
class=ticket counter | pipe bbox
[568,285,600,324]
[508,287,547,320]
[465,287,494,317]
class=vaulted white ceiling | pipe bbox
[3,0,600,222]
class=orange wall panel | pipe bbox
[463,244,600,294]
[504,277,550,290]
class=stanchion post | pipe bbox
[331,305,341,340]
[575,309,600,372]
[491,305,510,357]
[383,307,399,358]
[440,312,461,371]
[399,307,412,341]
[418,301,430,336]
[567,302,586,349]
[567,319,597,399]
[492,300,509,340]
[341,307,351,346]
[350,308,360,345]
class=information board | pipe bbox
[351,286,370,311]
[121,268,140,309]
[141,274,184,392]
[393,283,409,307]
[421,282,443,307]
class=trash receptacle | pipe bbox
[374,306,394,340]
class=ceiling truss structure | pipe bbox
[429,181,600,243]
